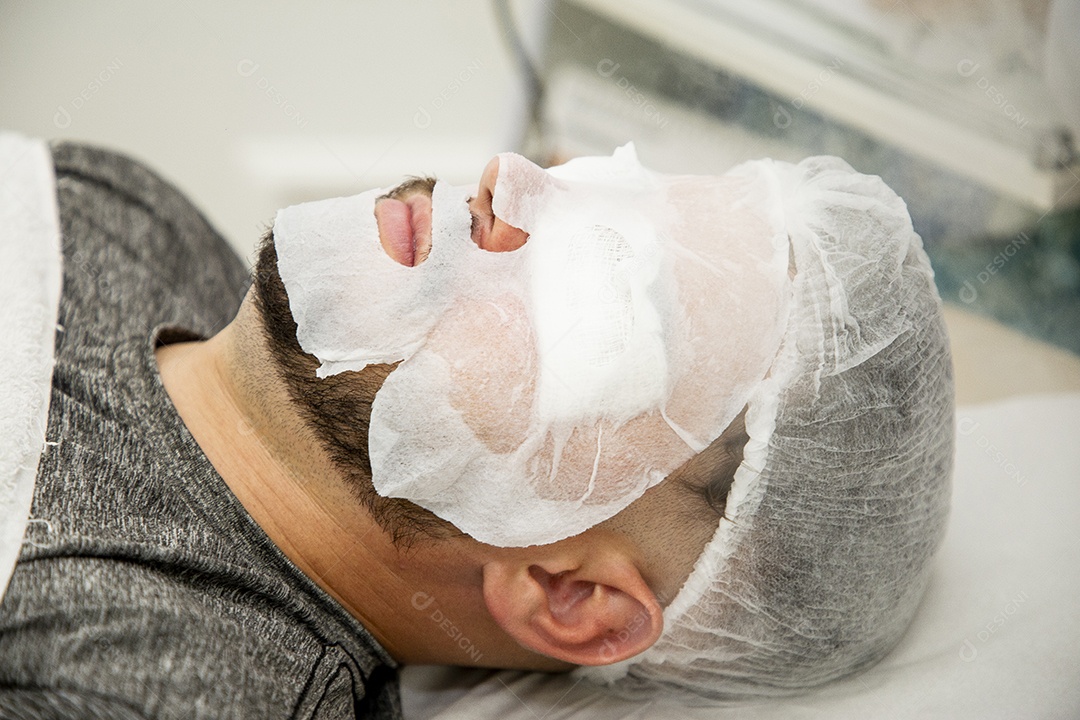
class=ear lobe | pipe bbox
[482,556,663,666]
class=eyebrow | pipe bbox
[679,412,748,519]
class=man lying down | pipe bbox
[0,138,954,718]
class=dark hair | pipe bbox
[251,229,740,546]
[252,231,456,546]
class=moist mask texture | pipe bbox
[274,144,790,546]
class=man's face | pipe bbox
[272,147,789,547]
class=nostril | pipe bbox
[486,218,529,253]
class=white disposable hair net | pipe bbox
[577,155,954,700]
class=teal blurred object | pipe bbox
[930,206,1080,355]
[532,0,1080,357]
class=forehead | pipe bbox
[504,156,758,245]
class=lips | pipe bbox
[375,193,433,267]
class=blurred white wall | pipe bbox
[0,1,522,261]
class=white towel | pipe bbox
[0,132,62,600]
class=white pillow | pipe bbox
[402,392,1080,719]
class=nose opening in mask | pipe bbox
[471,155,530,254]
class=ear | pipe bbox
[481,547,663,666]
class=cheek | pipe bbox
[426,293,537,454]
[528,412,687,504]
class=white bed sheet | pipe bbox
[401,392,1080,719]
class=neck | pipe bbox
[154,304,562,670]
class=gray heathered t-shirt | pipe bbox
[0,143,403,720]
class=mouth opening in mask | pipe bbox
[373,176,436,268]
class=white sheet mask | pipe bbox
[274,144,791,547]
